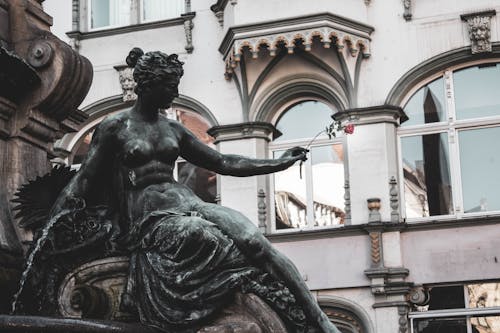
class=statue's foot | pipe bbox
[198,322,261,333]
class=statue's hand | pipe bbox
[280,147,308,167]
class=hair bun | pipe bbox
[126,47,144,68]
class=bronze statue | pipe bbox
[17,48,340,333]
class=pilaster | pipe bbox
[333,105,407,224]
[207,122,279,227]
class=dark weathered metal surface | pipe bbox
[0,315,159,333]
[12,48,339,333]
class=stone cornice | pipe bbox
[66,16,188,40]
[333,105,408,126]
[207,121,281,143]
[460,9,496,21]
[219,12,373,78]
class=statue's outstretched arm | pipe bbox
[176,122,307,177]
[50,119,117,216]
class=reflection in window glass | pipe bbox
[414,317,467,333]
[274,101,333,142]
[459,127,500,213]
[471,316,500,333]
[273,151,307,229]
[311,144,345,226]
[454,64,500,120]
[177,161,216,203]
[401,133,453,217]
[468,283,500,308]
[403,78,446,127]
[142,0,185,22]
[91,0,130,29]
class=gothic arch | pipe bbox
[318,295,375,333]
[385,42,500,106]
[252,75,348,123]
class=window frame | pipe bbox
[268,99,346,233]
[87,0,186,31]
[398,59,500,222]
[409,283,500,333]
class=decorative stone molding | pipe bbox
[257,189,267,232]
[343,180,351,225]
[398,305,409,333]
[367,198,382,223]
[461,10,496,54]
[408,287,430,307]
[403,0,412,21]
[369,231,382,267]
[219,12,373,79]
[364,267,412,296]
[114,65,137,102]
[207,122,280,143]
[181,12,196,53]
[210,0,229,26]
[389,177,400,223]
[333,105,408,126]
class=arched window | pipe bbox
[399,61,500,219]
[71,107,217,203]
[269,100,345,231]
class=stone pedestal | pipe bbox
[0,0,92,310]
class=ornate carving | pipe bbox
[389,177,400,223]
[403,0,412,21]
[182,13,195,54]
[398,306,409,333]
[215,11,224,26]
[461,11,496,54]
[344,180,351,224]
[367,198,381,223]
[114,66,137,102]
[258,189,267,232]
[408,287,430,307]
[369,232,382,266]
[220,13,373,79]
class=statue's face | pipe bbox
[471,23,489,41]
[145,77,179,108]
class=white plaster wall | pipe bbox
[42,0,72,43]
[401,224,500,284]
[358,0,500,107]
[272,235,371,290]
[232,0,367,26]
[347,122,397,223]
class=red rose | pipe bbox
[344,124,354,134]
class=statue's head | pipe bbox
[126,48,184,103]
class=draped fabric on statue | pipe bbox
[126,211,258,331]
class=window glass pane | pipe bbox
[414,318,467,333]
[177,161,216,203]
[311,144,345,226]
[468,283,500,308]
[142,0,184,22]
[459,127,500,213]
[91,0,130,28]
[274,101,334,142]
[401,133,453,217]
[273,150,307,229]
[454,64,500,120]
[471,316,500,333]
[402,77,446,126]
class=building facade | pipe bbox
[43,0,500,332]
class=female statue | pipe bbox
[48,48,340,333]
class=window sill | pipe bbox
[68,14,194,40]
[265,215,500,242]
